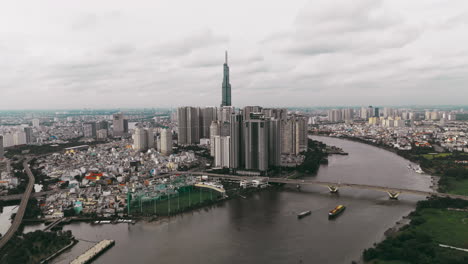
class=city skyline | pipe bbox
[1,0,468,109]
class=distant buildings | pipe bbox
[32,118,40,128]
[113,113,128,137]
[24,127,33,144]
[132,127,155,151]
[83,122,97,138]
[0,135,4,159]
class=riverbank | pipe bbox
[363,197,468,264]
[312,134,443,192]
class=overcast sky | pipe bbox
[1,0,468,109]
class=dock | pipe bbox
[71,239,115,264]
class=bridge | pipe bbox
[170,171,468,201]
[0,160,35,249]
[43,217,68,232]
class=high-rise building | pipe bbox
[146,128,155,149]
[132,127,147,151]
[217,106,234,122]
[214,136,231,168]
[243,114,269,171]
[24,127,33,144]
[200,107,216,138]
[160,129,173,155]
[13,131,27,146]
[282,116,307,155]
[242,106,262,121]
[113,113,128,137]
[221,51,231,107]
[263,108,287,121]
[83,122,97,138]
[32,119,40,128]
[0,135,4,159]
[97,121,109,131]
[328,109,342,122]
[2,133,14,147]
[97,129,108,139]
[341,108,354,121]
[268,118,281,166]
[229,113,243,168]
[177,107,200,145]
[360,107,368,119]
[209,121,220,156]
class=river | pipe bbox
[28,136,433,264]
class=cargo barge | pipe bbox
[328,205,345,219]
[297,210,311,219]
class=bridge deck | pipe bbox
[172,171,468,201]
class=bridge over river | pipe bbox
[170,171,468,201]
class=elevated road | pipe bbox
[0,160,35,249]
[171,171,468,201]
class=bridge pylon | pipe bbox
[387,191,400,200]
[328,185,339,193]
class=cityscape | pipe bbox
[1,1,468,264]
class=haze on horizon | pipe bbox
[1,0,468,109]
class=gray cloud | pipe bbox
[1,0,468,109]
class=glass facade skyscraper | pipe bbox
[221,51,231,107]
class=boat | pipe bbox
[328,205,346,219]
[414,165,424,174]
[297,210,311,219]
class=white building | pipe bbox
[214,136,230,168]
[160,128,173,155]
[32,119,40,128]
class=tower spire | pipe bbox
[225,50,228,65]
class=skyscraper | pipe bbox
[132,127,147,151]
[177,107,200,145]
[243,113,269,171]
[24,127,33,144]
[160,128,173,155]
[209,121,220,156]
[229,113,243,169]
[221,51,231,107]
[268,118,281,166]
[113,113,128,137]
[200,107,216,138]
[214,136,231,168]
[83,122,97,138]
[282,116,307,155]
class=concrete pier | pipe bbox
[71,239,115,264]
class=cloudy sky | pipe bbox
[1,0,468,109]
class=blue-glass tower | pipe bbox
[221,51,231,107]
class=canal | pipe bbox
[36,136,433,264]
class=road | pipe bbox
[0,160,35,249]
[171,171,468,201]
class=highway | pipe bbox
[171,171,468,201]
[0,160,35,249]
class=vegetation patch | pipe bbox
[363,197,468,264]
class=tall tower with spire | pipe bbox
[221,51,231,107]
